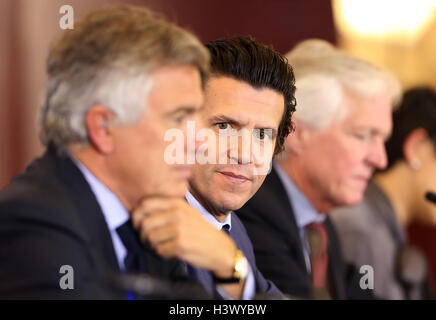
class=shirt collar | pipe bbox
[70,156,130,231]
[185,191,232,231]
[273,162,325,229]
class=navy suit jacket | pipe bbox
[186,212,282,298]
[0,145,207,299]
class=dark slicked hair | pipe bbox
[385,87,436,170]
[205,36,296,155]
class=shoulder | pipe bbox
[330,197,380,236]
[229,213,251,241]
[0,156,87,241]
[238,169,291,223]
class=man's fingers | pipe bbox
[137,197,185,214]
[152,238,182,260]
[141,222,179,248]
[137,208,180,237]
[132,197,186,228]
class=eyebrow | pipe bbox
[165,105,202,117]
[208,115,247,127]
[352,127,391,140]
[209,114,278,136]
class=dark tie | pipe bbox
[221,223,231,235]
[306,222,330,298]
[116,220,148,276]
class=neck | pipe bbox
[374,163,414,226]
[277,159,332,213]
[69,145,134,212]
[188,185,231,223]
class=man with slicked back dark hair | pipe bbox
[133,36,296,299]
[206,37,296,155]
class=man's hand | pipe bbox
[131,197,237,279]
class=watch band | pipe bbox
[213,275,240,284]
[213,249,248,284]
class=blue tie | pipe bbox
[116,220,147,299]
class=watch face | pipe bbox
[235,251,248,280]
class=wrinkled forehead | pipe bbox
[338,90,393,134]
[203,76,285,128]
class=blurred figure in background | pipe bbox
[0,5,210,299]
[237,39,401,299]
[331,87,436,300]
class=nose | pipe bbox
[228,129,253,165]
[367,139,388,170]
[184,118,202,163]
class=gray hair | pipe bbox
[285,39,401,130]
[38,5,209,148]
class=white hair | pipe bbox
[37,5,209,148]
[285,39,401,130]
[39,67,153,147]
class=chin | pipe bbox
[341,193,364,207]
[217,193,248,212]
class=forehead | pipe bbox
[146,65,204,114]
[203,76,285,127]
[340,89,392,134]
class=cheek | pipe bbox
[191,165,215,186]
[314,145,363,192]
[330,142,364,175]
[249,176,266,196]
[310,141,346,175]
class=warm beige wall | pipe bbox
[337,19,436,92]
[0,0,134,189]
[0,0,12,187]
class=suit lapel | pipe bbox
[49,147,121,275]
[252,167,308,272]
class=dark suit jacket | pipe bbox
[186,213,281,298]
[236,167,373,300]
[0,146,206,299]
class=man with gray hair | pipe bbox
[0,5,211,299]
[237,39,401,299]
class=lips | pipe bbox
[218,171,252,184]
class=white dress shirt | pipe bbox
[72,157,129,271]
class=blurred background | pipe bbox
[1,0,436,294]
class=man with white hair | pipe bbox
[0,5,211,299]
[237,39,401,299]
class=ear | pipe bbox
[285,118,309,155]
[403,128,429,166]
[85,105,116,154]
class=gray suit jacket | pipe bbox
[331,180,431,299]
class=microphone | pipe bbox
[107,273,212,299]
[425,192,436,204]
[396,245,428,300]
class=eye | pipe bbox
[173,115,184,124]
[353,132,373,142]
[217,123,229,130]
[254,128,272,141]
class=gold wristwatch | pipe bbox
[233,249,248,281]
[214,249,248,284]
